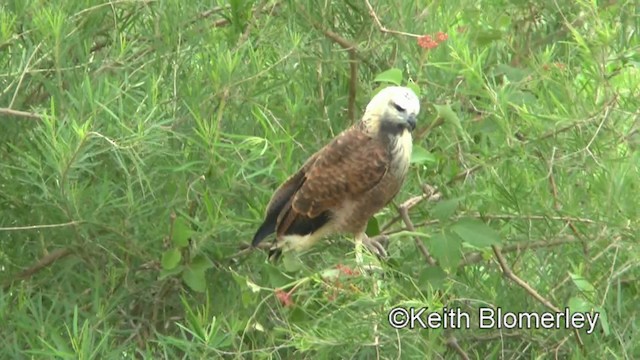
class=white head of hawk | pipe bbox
[253,86,420,261]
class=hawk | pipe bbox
[252,86,420,261]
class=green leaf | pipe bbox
[373,68,403,86]
[428,232,462,272]
[230,273,260,307]
[282,252,303,272]
[451,219,501,247]
[431,198,460,222]
[434,103,470,145]
[262,263,291,288]
[418,266,447,289]
[594,306,610,336]
[241,290,255,308]
[568,272,596,298]
[410,145,436,165]
[492,64,531,83]
[161,248,182,270]
[183,267,207,292]
[159,265,184,280]
[365,216,380,237]
[567,296,592,313]
[474,28,503,46]
[182,296,206,341]
[433,103,461,127]
[406,80,422,97]
[191,254,214,272]
[507,90,538,107]
[172,216,193,248]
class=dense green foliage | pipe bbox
[1,0,638,358]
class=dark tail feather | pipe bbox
[252,218,276,247]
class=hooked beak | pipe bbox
[406,114,417,132]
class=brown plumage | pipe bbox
[252,86,421,261]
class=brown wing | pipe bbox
[251,156,316,246]
[276,127,390,236]
[252,126,390,247]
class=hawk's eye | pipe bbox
[393,103,406,113]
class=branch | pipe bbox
[0,107,42,120]
[491,245,584,349]
[364,0,421,38]
[298,5,359,122]
[0,220,82,231]
[397,185,440,266]
[445,335,470,360]
[3,248,73,289]
[459,236,578,267]
[544,146,588,258]
[381,184,441,232]
[383,213,599,235]
[443,95,620,187]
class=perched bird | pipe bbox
[252,86,420,261]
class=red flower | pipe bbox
[417,35,438,49]
[275,288,294,307]
[335,263,360,276]
[436,31,449,42]
[418,32,448,50]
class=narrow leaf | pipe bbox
[569,272,596,298]
[410,145,436,165]
[594,306,609,336]
[431,198,460,222]
[429,232,462,272]
[365,216,380,237]
[373,68,403,86]
[451,219,501,247]
[433,103,461,126]
[567,296,592,313]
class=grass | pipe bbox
[1,0,639,358]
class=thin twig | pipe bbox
[364,0,421,38]
[445,335,470,360]
[442,95,620,187]
[549,238,619,294]
[298,5,359,122]
[0,107,42,119]
[384,212,598,235]
[459,237,578,267]
[189,5,230,25]
[545,146,588,257]
[347,50,358,123]
[234,0,280,49]
[399,204,437,266]
[491,245,584,348]
[381,184,441,232]
[492,245,561,311]
[0,220,82,231]
[3,248,73,289]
